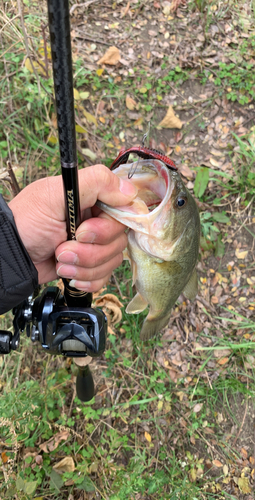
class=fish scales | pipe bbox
[97,159,200,340]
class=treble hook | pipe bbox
[128,123,151,179]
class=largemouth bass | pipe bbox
[97,159,200,340]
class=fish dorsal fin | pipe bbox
[126,293,148,314]
[183,269,198,300]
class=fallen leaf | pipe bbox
[1,451,8,464]
[24,57,46,76]
[162,1,171,15]
[39,431,70,453]
[217,357,229,365]
[241,448,248,458]
[97,46,120,66]
[175,145,182,155]
[235,249,248,259]
[81,148,97,161]
[73,88,80,100]
[139,86,148,94]
[213,459,223,467]
[214,349,231,358]
[82,109,98,127]
[75,124,87,134]
[95,294,123,326]
[238,476,251,494]
[158,106,182,129]
[210,157,222,168]
[193,403,203,413]
[144,432,152,442]
[247,276,255,285]
[223,464,228,476]
[179,164,194,179]
[134,116,143,128]
[53,456,75,474]
[126,95,137,110]
[121,1,130,17]
[79,91,90,99]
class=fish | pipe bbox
[97,159,200,340]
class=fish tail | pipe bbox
[140,315,170,341]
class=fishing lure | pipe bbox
[110,145,177,178]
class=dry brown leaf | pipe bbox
[53,456,75,474]
[214,349,231,358]
[98,46,120,66]
[126,95,137,110]
[210,157,223,169]
[213,459,223,467]
[217,357,229,365]
[1,451,8,464]
[179,164,194,179]
[193,403,203,413]
[39,431,70,453]
[95,293,123,326]
[158,106,182,129]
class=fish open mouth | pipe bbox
[117,159,172,217]
[96,159,174,234]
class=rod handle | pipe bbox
[76,365,95,402]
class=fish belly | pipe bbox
[126,231,192,340]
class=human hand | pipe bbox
[9,165,137,291]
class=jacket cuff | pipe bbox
[0,195,38,314]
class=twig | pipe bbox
[41,24,49,79]
[17,0,41,95]
[232,400,248,447]
[112,271,125,300]
[70,0,100,15]
[196,295,216,314]
[0,32,13,112]
[7,161,21,196]
[72,32,111,46]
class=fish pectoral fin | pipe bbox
[123,248,130,261]
[140,314,170,341]
[183,269,198,300]
[126,293,148,314]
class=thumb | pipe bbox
[78,164,137,209]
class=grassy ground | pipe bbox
[1,0,255,499]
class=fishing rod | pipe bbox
[0,0,107,402]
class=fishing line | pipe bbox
[127,123,151,179]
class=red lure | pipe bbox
[110,146,177,174]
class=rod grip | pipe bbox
[76,365,95,402]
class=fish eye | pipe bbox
[176,197,187,208]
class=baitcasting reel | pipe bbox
[0,286,107,401]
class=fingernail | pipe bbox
[57,265,77,279]
[57,251,78,264]
[69,280,91,291]
[119,178,138,197]
[76,231,96,243]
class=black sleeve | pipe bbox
[0,195,38,314]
